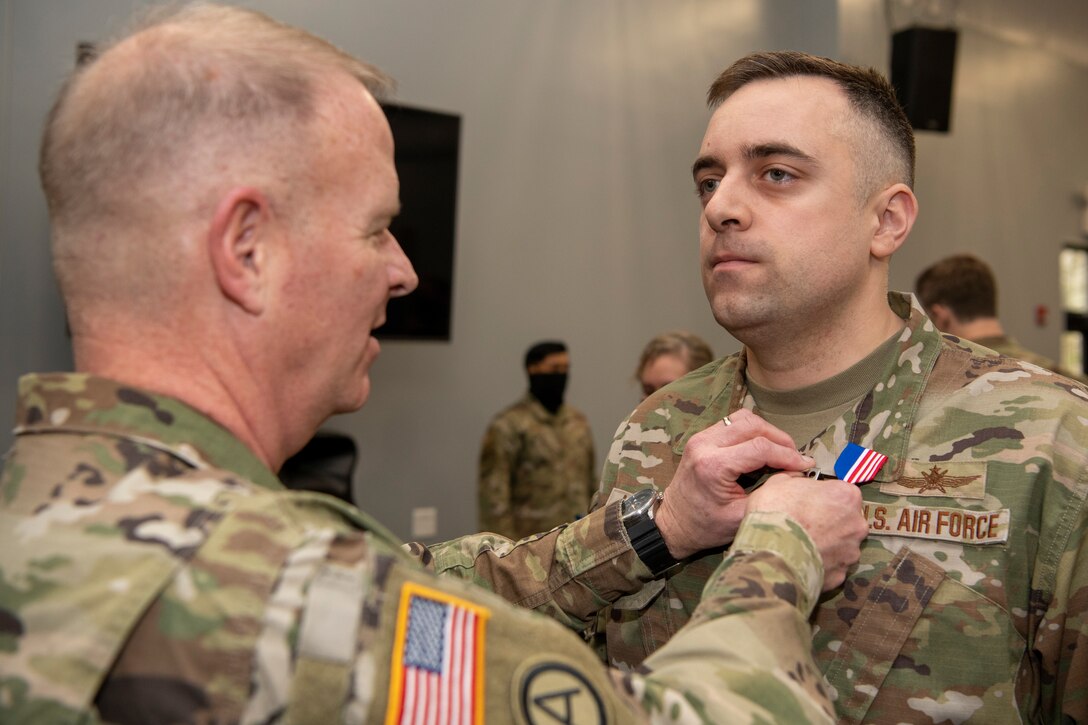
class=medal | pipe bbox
[834,442,888,483]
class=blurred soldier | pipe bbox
[0,7,868,723]
[916,252,1088,381]
[635,330,714,398]
[478,341,595,538]
[592,51,1088,723]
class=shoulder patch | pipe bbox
[386,581,490,725]
[513,656,607,725]
[881,460,987,499]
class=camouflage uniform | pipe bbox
[0,373,838,723]
[591,293,1088,724]
[973,333,1088,383]
[478,394,595,539]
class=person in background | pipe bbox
[477,340,595,539]
[636,330,714,398]
[591,50,1088,723]
[915,252,1088,381]
[0,8,870,722]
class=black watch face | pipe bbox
[622,488,654,522]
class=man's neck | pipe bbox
[74,333,287,471]
[951,316,1005,342]
[743,299,905,391]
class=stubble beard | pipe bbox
[705,267,795,349]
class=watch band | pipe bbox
[622,490,680,576]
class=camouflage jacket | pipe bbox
[0,373,838,723]
[478,394,596,539]
[974,333,1088,384]
[591,293,1088,724]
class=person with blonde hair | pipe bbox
[636,330,714,398]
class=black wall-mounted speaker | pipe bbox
[891,27,958,133]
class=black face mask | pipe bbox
[529,372,568,414]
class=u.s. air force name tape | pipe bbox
[863,503,1010,544]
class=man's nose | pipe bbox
[704,177,750,232]
[387,234,418,298]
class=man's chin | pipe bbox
[333,376,371,414]
[710,301,767,337]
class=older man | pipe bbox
[592,52,1088,723]
[0,7,868,723]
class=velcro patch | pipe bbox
[298,562,367,664]
[604,488,630,506]
[864,503,1009,545]
[513,657,607,725]
[387,582,490,725]
[880,460,987,500]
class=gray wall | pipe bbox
[841,2,1088,360]
[2,1,1085,543]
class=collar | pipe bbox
[972,334,1012,349]
[520,392,566,420]
[13,372,283,491]
[674,292,941,483]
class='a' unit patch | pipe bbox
[387,582,490,725]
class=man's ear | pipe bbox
[927,302,954,331]
[870,183,918,261]
[207,188,272,315]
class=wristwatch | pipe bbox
[620,488,680,576]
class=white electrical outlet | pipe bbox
[411,507,438,539]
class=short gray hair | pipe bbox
[40,2,393,303]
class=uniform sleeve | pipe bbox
[477,418,517,538]
[94,498,832,723]
[1039,467,1088,722]
[589,413,631,513]
[289,511,832,723]
[584,423,597,510]
[625,512,831,722]
[405,500,653,631]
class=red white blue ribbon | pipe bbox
[834,442,888,484]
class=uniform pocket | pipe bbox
[821,546,1024,724]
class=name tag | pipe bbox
[864,503,1009,545]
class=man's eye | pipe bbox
[766,168,793,182]
[696,178,719,197]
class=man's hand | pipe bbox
[654,409,814,559]
[747,473,867,591]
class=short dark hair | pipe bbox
[706,51,915,193]
[525,341,567,369]
[915,254,997,321]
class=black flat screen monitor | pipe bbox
[376,102,461,341]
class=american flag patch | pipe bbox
[387,582,489,725]
[834,442,888,484]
